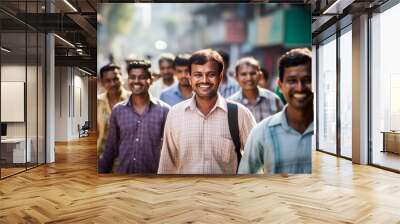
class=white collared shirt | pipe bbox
[158,93,256,174]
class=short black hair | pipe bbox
[126,59,152,78]
[260,67,269,81]
[99,64,120,80]
[189,49,224,75]
[278,48,312,81]
[158,53,175,67]
[234,57,260,75]
[217,50,230,68]
[173,54,191,68]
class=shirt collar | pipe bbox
[185,92,227,113]
[269,105,314,135]
[239,87,264,104]
[122,93,157,109]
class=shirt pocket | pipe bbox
[211,137,235,164]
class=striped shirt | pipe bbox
[238,105,314,175]
[228,88,284,123]
[158,94,256,174]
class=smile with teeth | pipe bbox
[293,93,307,99]
[198,84,211,89]
[132,84,143,89]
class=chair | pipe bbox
[78,121,90,138]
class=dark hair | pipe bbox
[234,57,260,75]
[158,53,175,67]
[99,64,120,80]
[173,54,191,68]
[278,48,312,81]
[126,59,152,78]
[260,67,269,81]
[217,50,230,68]
[189,49,224,75]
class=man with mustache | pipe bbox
[158,49,256,174]
[149,53,176,99]
[99,59,170,174]
[238,48,313,174]
[160,54,193,106]
[229,57,283,123]
[97,64,131,159]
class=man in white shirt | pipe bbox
[158,49,256,174]
[149,53,176,98]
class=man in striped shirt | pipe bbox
[158,49,256,174]
[229,57,283,123]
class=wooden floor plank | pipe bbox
[0,135,400,223]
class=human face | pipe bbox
[127,68,151,96]
[159,60,174,81]
[101,69,122,94]
[278,63,312,110]
[190,61,222,100]
[236,64,260,91]
[175,65,190,87]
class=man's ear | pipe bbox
[277,78,284,90]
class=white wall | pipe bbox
[55,67,89,141]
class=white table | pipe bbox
[1,138,31,163]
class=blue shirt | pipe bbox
[238,105,314,175]
[160,83,192,106]
[218,76,240,98]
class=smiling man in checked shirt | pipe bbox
[158,49,256,175]
[238,48,314,175]
[98,59,170,174]
[229,57,283,123]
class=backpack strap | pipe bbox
[227,102,241,167]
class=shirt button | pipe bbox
[133,157,136,161]
[135,138,139,142]
[137,120,141,124]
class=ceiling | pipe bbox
[0,0,97,74]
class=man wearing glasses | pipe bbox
[99,59,170,174]
[238,48,313,175]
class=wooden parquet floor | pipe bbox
[1,135,400,224]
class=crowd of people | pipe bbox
[97,47,313,175]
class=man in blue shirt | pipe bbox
[238,48,313,175]
[160,54,193,106]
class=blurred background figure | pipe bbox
[160,54,193,106]
[217,50,240,98]
[97,64,131,159]
[229,57,283,122]
[258,67,270,90]
[149,53,176,99]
